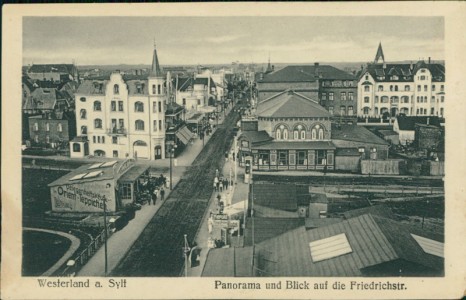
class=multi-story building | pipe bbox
[27,63,79,83]
[28,111,76,149]
[357,44,445,118]
[71,45,166,160]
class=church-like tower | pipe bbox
[148,44,166,159]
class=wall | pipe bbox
[335,156,360,172]
[332,140,389,159]
[361,159,406,175]
[29,118,73,147]
[415,125,441,150]
[258,117,332,141]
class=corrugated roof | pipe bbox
[259,65,354,83]
[331,124,388,145]
[257,90,329,118]
[395,116,441,131]
[253,141,336,150]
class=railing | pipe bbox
[106,127,127,135]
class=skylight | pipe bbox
[88,162,104,170]
[411,234,444,258]
[101,161,118,167]
[69,173,87,181]
[309,233,352,262]
[83,171,103,179]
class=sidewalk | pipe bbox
[77,127,215,276]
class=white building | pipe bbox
[71,46,167,160]
[357,45,445,118]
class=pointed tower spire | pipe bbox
[374,42,385,63]
[265,52,273,74]
[149,42,163,77]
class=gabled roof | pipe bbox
[76,80,108,95]
[259,65,354,83]
[363,61,445,82]
[177,77,194,92]
[28,64,76,74]
[252,183,308,211]
[395,116,441,131]
[257,90,329,118]
[256,214,443,277]
[331,124,388,145]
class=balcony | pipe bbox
[107,127,127,136]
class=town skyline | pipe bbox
[23,16,444,66]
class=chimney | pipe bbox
[314,62,319,75]
[314,62,319,67]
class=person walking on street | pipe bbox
[219,180,224,193]
[214,176,219,191]
[160,187,165,201]
[224,178,229,190]
[152,188,158,205]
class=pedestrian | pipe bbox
[215,169,219,178]
[160,187,165,201]
[152,188,158,205]
[214,176,219,191]
[224,178,229,190]
[217,194,222,206]
[213,180,217,191]
[225,151,229,162]
[219,180,224,193]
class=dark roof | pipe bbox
[363,61,445,82]
[22,75,36,91]
[165,102,184,115]
[194,77,216,88]
[253,141,336,150]
[395,116,441,131]
[252,183,308,211]
[413,61,445,81]
[28,64,76,74]
[256,214,443,277]
[244,217,304,246]
[177,77,194,91]
[76,80,108,95]
[257,90,329,118]
[259,65,354,83]
[149,47,163,77]
[202,247,253,277]
[331,124,388,145]
[24,88,68,110]
[342,204,396,220]
[305,218,343,229]
[126,80,149,95]
[48,161,125,186]
[335,148,360,156]
[239,130,273,145]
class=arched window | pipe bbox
[81,126,87,134]
[80,109,87,119]
[114,84,119,94]
[134,101,144,112]
[283,129,288,140]
[94,118,102,129]
[363,107,370,115]
[135,120,145,131]
[276,129,281,140]
[300,130,306,140]
[364,97,370,103]
[134,140,148,146]
[294,130,299,140]
[318,128,324,140]
[293,124,305,140]
[94,101,101,111]
[311,128,317,140]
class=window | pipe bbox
[424,85,428,92]
[111,101,116,111]
[329,92,334,100]
[276,129,281,140]
[311,128,317,140]
[394,85,398,91]
[294,130,299,140]
[278,151,288,166]
[258,151,269,166]
[328,106,334,115]
[93,136,96,143]
[405,85,410,91]
[283,129,288,140]
[431,107,435,115]
[80,97,86,102]
[301,130,306,140]
[390,96,399,104]
[73,143,81,152]
[378,86,383,91]
[401,96,409,103]
[440,85,444,92]
[348,106,354,116]
[322,93,327,100]
[102,136,105,143]
[390,85,393,92]
[120,183,132,200]
[98,136,101,143]
[316,150,326,165]
[57,123,62,132]
[119,119,124,129]
[157,85,161,94]
[417,96,419,103]
[94,101,101,111]
[364,86,370,92]
[158,101,162,112]
[381,96,388,103]
[182,98,186,105]
[348,92,354,100]
[153,102,157,113]
[417,85,421,92]
[420,75,426,80]
[374,96,379,103]
[318,128,324,140]
[424,108,427,114]
[341,92,346,101]
[363,107,370,114]
[340,106,346,116]
[45,123,50,131]
[364,97,370,103]
[135,120,145,131]
[80,109,87,119]
[45,135,50,144]
[152,84,156,94]
[416,108,420,115]
[159,120,162,131]
[113,150,118,158]
[34,135,39,143]
[112,136,117,144]
[153,120,158,131]
[134,101,144,112]
[441,96,444,102]
[365,75,368,80]
[94,118,102,129]
[440,108,444,116]
[33,122,38,131]
[114,84,119,94]
[297,151,307,165]
[81,126,87,134]
[118,101,124,112]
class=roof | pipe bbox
[177,77,194,91]
[22,75,36,91]
[194,77,216,89]
[165,102,184,115]
[335,148,361,156]
[259,64,354,83]
[244,217,304,246]
[202,247,253,277]
[76,80,108,95]
[24,88,68,110]
[257,90,329,118]
[253,141,336,150]
[118,164,150,183]
[126,80,149,95]
[395,116,441,131]
[363,61,445,82]
[28,64,76,74]
[309,193,328,204]
[256,214,444,277]
[342,204,396,220]
[239,130,273,145]
[252,183,308,211]
[413,61,445,81]
[377,129,399,137]
[331,124,388,145]
[305,218,343,229]
[149,46,163,77]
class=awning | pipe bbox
[118,165,150,183]
[186,113,204,124]
[175,125,194,145]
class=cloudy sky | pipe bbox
[23,16,444,66]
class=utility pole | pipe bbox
[183,234,189,277]
[103,198,108,276]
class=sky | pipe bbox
[23,16,444,66]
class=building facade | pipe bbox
[28,111,76,149]
[71,46,166,160]
[357,45,445,118]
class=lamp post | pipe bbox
[169,143,178,190]
[103,198,108,276]
[183,234,190,277]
